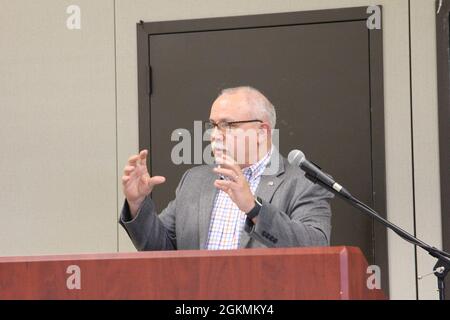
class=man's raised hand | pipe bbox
[122,149,166,217]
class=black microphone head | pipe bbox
[287,149,305,167]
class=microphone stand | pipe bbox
[304,172,450,300]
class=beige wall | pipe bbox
[0,0,117,255]
[0,0,442,299]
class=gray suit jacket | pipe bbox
[119,150,334,250]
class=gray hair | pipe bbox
[218,86,277,129]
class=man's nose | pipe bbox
[210,127,223,141]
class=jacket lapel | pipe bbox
[198,169,218,249]
[238,150,286,248]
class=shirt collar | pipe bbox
[242,147,272,181]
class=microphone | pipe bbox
[287,149,352,199]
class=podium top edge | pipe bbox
[0,246,363,263]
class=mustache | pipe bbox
[211,141,226,152]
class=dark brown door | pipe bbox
[137,7,388,293]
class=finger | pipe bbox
[127,154,139,166]
[215,156,242,176]
[123,165,136,175]
[148,175,166,187]
[216,153,238,166]
[213,167,239,180]
[214,180,230,194]
[121,175,131,186]
[214,179,238,189]
[214,149,228,162]
[214,180,239,195]
[139,149,148,166]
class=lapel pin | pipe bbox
[268,181,274,186]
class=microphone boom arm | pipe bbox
[305,174,450,300]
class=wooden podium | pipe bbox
[0,246,385,299]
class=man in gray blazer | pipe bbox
[120,86,333,250]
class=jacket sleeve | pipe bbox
[119,170,190,251]
[245,182,333,248]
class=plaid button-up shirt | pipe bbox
[206,151,271,250]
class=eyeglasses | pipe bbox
[204,119,263,131]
